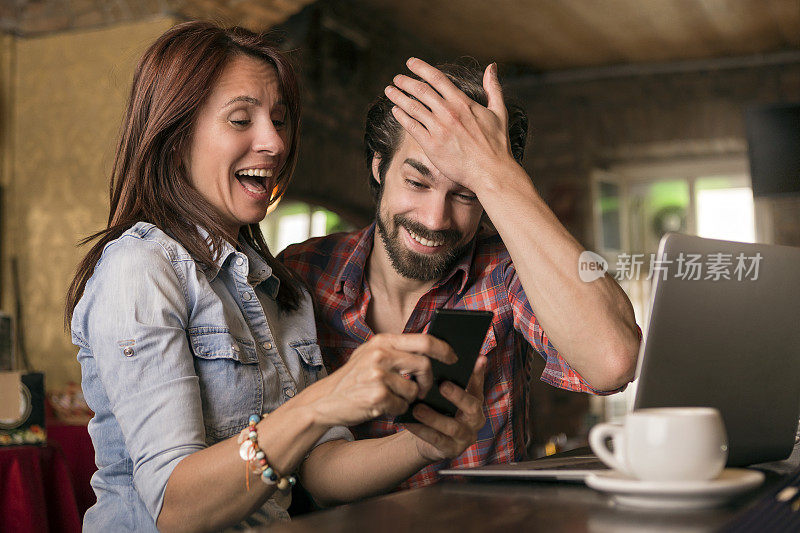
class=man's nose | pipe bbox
[418,194,452,231]
[252,121,285,156]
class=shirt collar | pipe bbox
[196,225,280,299]
[240,240,280,298]
[337,224,374,301]
[336,221,479,302]
[195,225,236,281]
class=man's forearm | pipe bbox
[300,431,430,506]
[476,161,640,391]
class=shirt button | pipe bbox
[263,342,273,350]
[284,388,295,398]
[242,292,253,301]
[123,347,134,357]
[236,257,244,266]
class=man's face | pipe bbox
[374,133,484,281]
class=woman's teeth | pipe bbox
[235,168,272,194]
[236,168,273,178]
[407,228,444,247]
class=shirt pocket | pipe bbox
[188,327,262,443]
[290,340,325,387]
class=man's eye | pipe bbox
[230,119,250,126]
[458,194,477,201]
[406,179,425,189]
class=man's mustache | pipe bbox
[394,215,462,245]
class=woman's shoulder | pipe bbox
[98,222,193,266]
[86,222,197,302]
[73,223,194,336]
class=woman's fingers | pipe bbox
[364,347,431,398]
[375,334,456,398]
[380,365,420,404]
[378,333,457,364]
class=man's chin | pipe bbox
[391,244,463,281]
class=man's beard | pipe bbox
[376,209,472,282]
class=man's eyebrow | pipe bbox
[403,158,432,178]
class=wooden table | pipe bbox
[272,474,778,533]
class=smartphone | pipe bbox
[395,309,494,424]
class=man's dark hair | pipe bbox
[364,61,528,202]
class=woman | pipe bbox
[65,21,486,532]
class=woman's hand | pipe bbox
[405,355,488,462]
[309,333,456,427]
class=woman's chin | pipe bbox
[238,209,269,228]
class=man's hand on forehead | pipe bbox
[384,58,517,195]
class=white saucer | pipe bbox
[585,468,765,510]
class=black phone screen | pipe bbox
[395,309,493,424]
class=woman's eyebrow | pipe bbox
[221,96,287,109]
[222,95,261,108]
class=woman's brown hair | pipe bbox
[65,21,303,327]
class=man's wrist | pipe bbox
[398,425,442,466]
[473,157,530,199]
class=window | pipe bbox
[260,200,355,255]
[590,156,755,420]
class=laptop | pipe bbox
[440,233,800,481]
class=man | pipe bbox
[279,59,640,489]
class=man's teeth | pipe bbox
[236,168,273,178]
[407,228,444,247]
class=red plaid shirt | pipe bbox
[279,223,611,489]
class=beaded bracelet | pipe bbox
[238,414,297,491]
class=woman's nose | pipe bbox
[253,122,285,155]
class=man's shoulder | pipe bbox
[472,231,512,270]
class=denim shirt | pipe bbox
[72,222,352,532]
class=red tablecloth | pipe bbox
[0,444,81,533]
[47,425,97,518]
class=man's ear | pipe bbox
[371,155,382,186]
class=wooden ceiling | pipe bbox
[357,0,800,70]
[2,0,798,71]
[0,0,315,35]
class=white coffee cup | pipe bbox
[588,407,728,482]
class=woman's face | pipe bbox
[186,54,289,236]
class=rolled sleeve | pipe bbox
[84,237,206,520]
[503,260,615,394]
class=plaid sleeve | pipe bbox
[502,259,622,396]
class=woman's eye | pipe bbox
[230,119,250,127]
[457,193,478,201]
[406,179,425,189]
[273,119,286,129]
